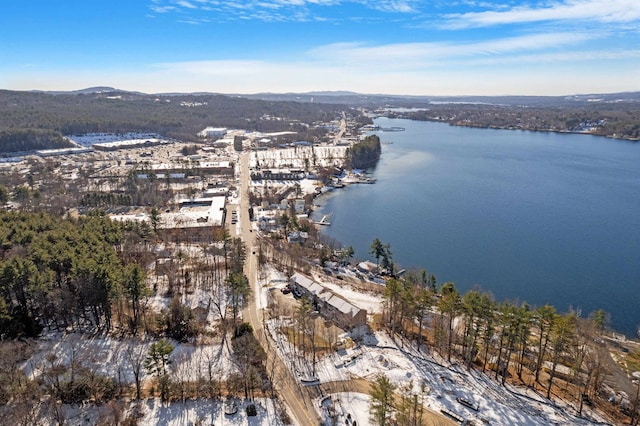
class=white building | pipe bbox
[198,127,228,138]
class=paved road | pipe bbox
[237,152,322,425]
[335,112,347,143]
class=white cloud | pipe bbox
[147,0,420,22]
[129,30,637,96]
[365,1,418,13]
[154,60,272,75]
[452,48,640,67]
[5,48,638,96]
[307,32,594,70]
[442,0,640,29]
[149,5,177,13]
[176,0,198,9]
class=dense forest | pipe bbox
[0,129,74,153]
[347,134,381,169]
[0,89,356,153]
[0,211,129,338]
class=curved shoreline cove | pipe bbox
[316,117,640,337]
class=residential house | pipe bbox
[289,273,367,329]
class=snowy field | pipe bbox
[138,398,284,426]
[21,270,611,424]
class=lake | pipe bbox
[314,117,640,336]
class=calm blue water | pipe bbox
[316,118,640,336]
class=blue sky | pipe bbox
[1,0,638,95]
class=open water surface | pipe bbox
[315,117,640,336]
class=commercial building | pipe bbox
[92,138,169,151]
[198,127,228,138]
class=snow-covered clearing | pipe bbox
[22,331,237,385]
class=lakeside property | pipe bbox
[314,117,640,339]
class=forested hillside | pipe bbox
[347,134,381,169]
[398,103,640,140]
[0,129,74,153]
[0,89,353,153]
[0,211,133,338]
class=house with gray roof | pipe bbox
[290,273,367,329]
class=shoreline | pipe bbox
[309,178,640,340]
[396,116,640,142]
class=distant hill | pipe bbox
[240,91,640,108]
[30,87,640,108]
[239,92,432,107]
[33,86,120,95]
[0,89,357,154]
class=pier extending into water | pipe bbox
[361,125,405,132]
[315,212,333,226]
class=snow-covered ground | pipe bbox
[316,278,382,314]
[250,145,349,170]
[320,393,371,426]
[23,332,152,384]
[257,261,611,424]
[258,264,290,309]
[22,332,237,385]
[56,397,284,426]
[266,317,609,425]
[67,132,160,146]
[21,269,609,424]
[139,398,283,426]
